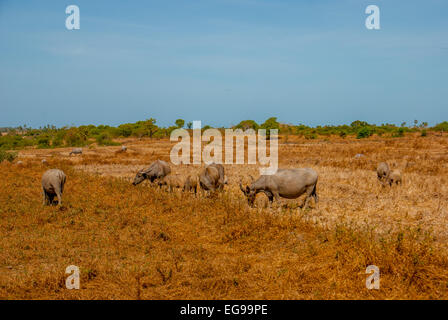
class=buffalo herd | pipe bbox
[40,155,402,207]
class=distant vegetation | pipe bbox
[0,150,18,162]
[0,118,443,150]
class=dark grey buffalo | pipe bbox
[42,169,66,206]
[199,163,227,192]
[240,168,318,208]
[132,160,171,186]
[69,148,83,156]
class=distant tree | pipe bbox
[235,120,259,131]
[350,120,369,128]
[144,118,158,138]
[357,127,373,139]
[37,135,51,148]
[433,121,448,132]
[96,132,119,146]
[395,127,405,137]
[175,119,185,128]
[117,124,133,137]
[401,122,407,127]
[260,117,280,138]
[186,122,193,129]
[0,150,18,162]
[65,127,87,147]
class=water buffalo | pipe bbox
[133,160,171,186]
[183,175,198,195]
[69,148,83,156]
[239,168,318,209]
[387,169,402,186]
[121,146,127,152]
[158,175,183,192]
[199,163,226,192]
[377,162,390,182]
[42,169,66,206]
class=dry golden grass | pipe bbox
[1,133,448,299]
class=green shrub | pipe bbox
[433,121,448,132]
[0,135,35,149]
[0,150,18,162]
[95,133,119,146]
[235,120,259,131]
[64,127,90,146]
[37,135,51,148]
[421,129,427,137]
[356,127,373,139]
[260,117,280,138]
[117,124,133,137]
[304,133,317,140]
[393,127,405,137]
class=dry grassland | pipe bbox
[1,133,448,299]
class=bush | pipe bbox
[393,127,405,137]
[0,135,35,149]
[304,133,317,140]
[117,124,133,137]
[37,135,51,148]
[433,121,448,132]
[95,133,119,146]
[235,120,259,131]
[0,150,18,162]
[260,117,280,138]
[356,127,373,139]
[65,128,88,147]
[421,129,427,137]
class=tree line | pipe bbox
[0,118,447,151]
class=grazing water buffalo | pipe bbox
[387,169,402,186]
[42,169,66,206]
[377,162,390,182]
[69,148,83,156]
[183,175,198,195]
[240,168,318,208]
[199,163,226,192]
[158,175,183,192]
[133,160,171,186]
[121,146,127,152]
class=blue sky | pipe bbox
[0,0,447,128]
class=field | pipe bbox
[1,133,448,299]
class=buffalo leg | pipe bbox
[48,194,55,205]
[302,185,316,209]
[56,192,62,206]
